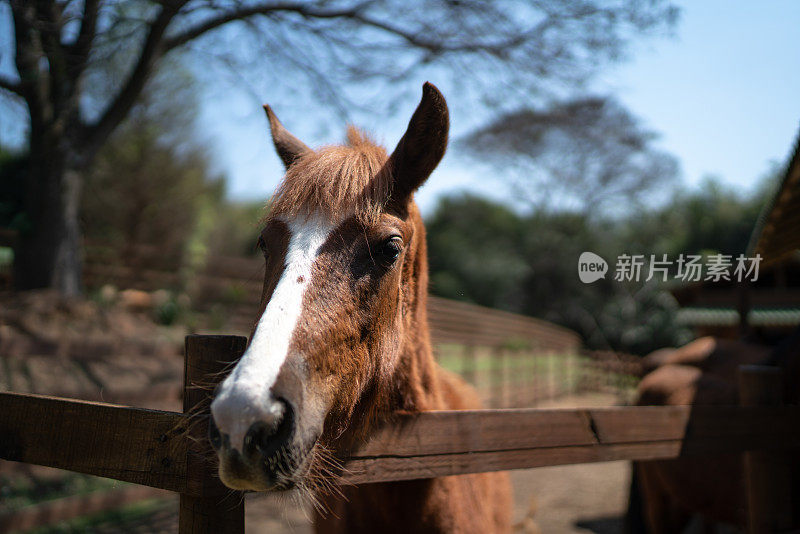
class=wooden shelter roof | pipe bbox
[748,124,800,266]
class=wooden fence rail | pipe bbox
[1,335,799,533]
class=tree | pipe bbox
[0,0,677,294]
[82,115,224,278]
[423,193,705,354]
[81,58,223,268]
[425,175,777,354]
[647,175,771,257]
[203,200,266,258]
[461,96,679,213]
[427,194,528,310]
[0,147,28,233]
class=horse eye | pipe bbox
[257,236,268,256]
[379,236,403,265]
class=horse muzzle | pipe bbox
[209,397,298,490]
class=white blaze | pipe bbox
[211,213,333,451]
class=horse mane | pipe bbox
[270,127,392,224]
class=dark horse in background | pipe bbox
[628,331,800,533]
[206,83,512,533]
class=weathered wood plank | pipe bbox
[179,335,246,534]
[0,392,189,493]
[348,408,598,458]
[341,405,800,484]
[346,405,800,459]
[3,391,800,490]
[594,405,800,455]
[343,441,686,484]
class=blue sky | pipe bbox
[2,1,799,216]
[599,1,800,198]
[197,0,800,214]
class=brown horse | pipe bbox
[629,335,792,533]
[208,83,512,533]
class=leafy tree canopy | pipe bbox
[426,178,773,354]
[460,96,679,214]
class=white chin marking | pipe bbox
[211,213,333,451]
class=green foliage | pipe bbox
[82,125,223,255]
[0,148,30,233]
[0,473,122,513]
[619,175,773,258]
[426,178,771,355]
[427,194,528,309]
[154,298,181,326]
[80,65,226,281]
[204,200,267,258]
[28,498,170,534]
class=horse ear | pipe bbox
[387,82,449,205]
[263,105,312,168]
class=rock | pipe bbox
[119,289,153,310]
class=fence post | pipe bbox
[490,346,504,408]
[739,364,793,534]
[504,349,513,407]
[464,344,478,387]
[180,335,248,534]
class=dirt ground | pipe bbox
[512,393,631,534]
[243,463,631,534]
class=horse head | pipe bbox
[209,83,449,493]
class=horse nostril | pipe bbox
[243,422,268,456]
[208,417,223,450]
[243,399,295,458]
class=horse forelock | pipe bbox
[270,127,392,225]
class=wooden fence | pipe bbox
[440,347,640,408]
[83,252,629,407]
[2,335,798,533]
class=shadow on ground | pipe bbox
[574,516,625,534]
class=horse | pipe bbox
[629,333,799,533]
[638,336,770,381]
[207,83,512,533]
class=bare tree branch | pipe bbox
[349,10,559,57]
[460,96,679,213]
[0,73,24,97]
[67,0,100,82]
[36,1,69,116]
[82,0,676,158]
[163,0,539,58]
[84,0,377,151]
[9,2,46,124]
[162,1,373,52]
[82,1,189,156]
